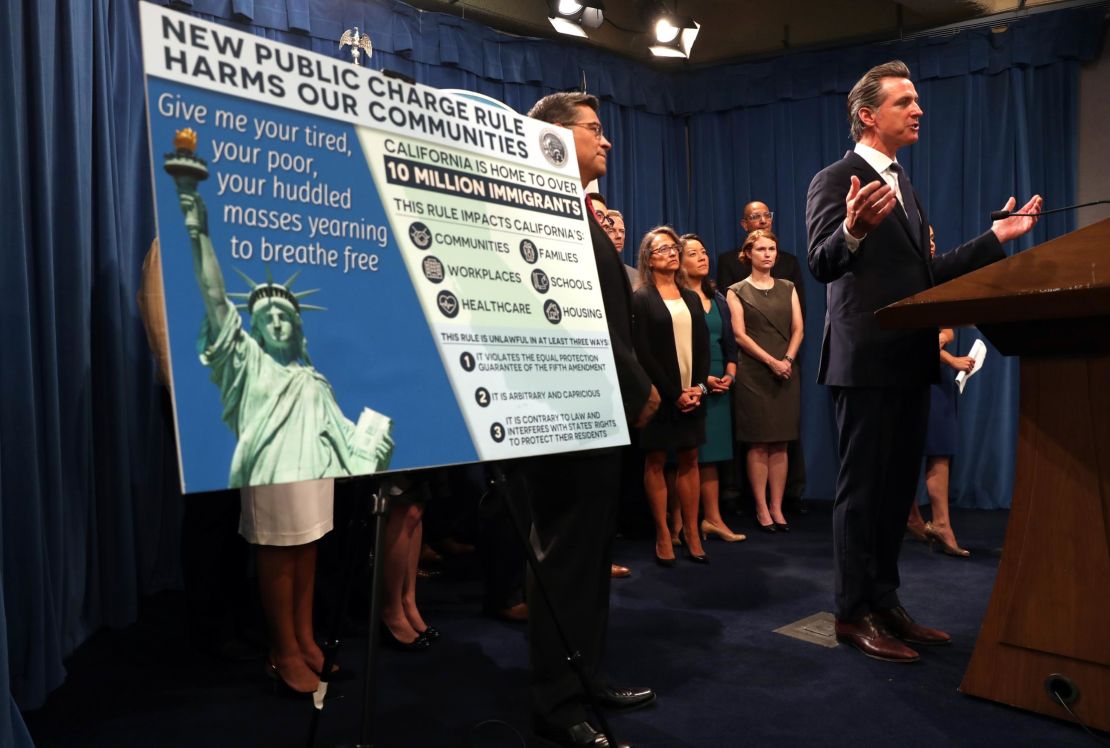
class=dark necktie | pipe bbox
[889,162,921,235]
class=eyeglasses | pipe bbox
[564,121,605,140]
[595,210,615,229]
[745,211,774,222]
[652,244,680,256]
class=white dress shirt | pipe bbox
[842,142,910,251]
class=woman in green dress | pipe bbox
[679,234,746,543]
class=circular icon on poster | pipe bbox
[543,300,562,324]
[519,239,538,264]
[408,221,433,250]
[437,290,459,318]
[530,269,550,294]
[538,128,568,168]
[421,255,445,283]
[459,352,476,372]
[490,422,506,443]
[475,387,491,407]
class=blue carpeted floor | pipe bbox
[23,505,1100,747]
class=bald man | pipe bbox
[716,201,806,315]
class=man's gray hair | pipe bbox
[528,92,600,125]
[606,209,623,220]
[847,60,911,142]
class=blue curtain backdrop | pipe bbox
[0,0,1102,742]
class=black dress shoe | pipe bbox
[595,684,656,711]
[534,720,629,747]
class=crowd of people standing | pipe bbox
[594,200,806,562]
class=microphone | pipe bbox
[990,199,1110,222]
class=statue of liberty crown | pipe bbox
[228,267,327,314]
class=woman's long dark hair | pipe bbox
[680,233,715,297]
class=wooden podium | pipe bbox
[877,218,1110,732]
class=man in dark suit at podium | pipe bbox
[806,60,1042,663]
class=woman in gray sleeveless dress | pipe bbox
[726,230,804,533]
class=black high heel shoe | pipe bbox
[654,553,677,568]
[265,660,318,699]
[924,522,970,557]
[773,522,791,533]
[380,624,431,652]
[756,521,777,533]
[679,531,709,564]
[417,625,441,642]
[685,550,709,564]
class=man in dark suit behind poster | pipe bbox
[518,92,660,748]
[805,60,1041,662]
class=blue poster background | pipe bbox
[148,78,476,493]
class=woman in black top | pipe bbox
[632,226,710,565]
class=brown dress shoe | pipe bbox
[874,605,951,645]
[610,563,632,578]
[835,613,920,662]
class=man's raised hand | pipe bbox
[844,175,897,239]
[991,195,1043,244]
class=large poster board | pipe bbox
[140,3,629,493]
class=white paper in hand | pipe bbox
[955,339,987,394]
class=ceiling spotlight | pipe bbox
[649,13,699,58]
[547,0,605,38]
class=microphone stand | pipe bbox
[990,199,1109,221]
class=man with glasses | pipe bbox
[586,191,612,227]
[516,92,660,748]
[604,209,639,292]
[716,202,806,314]
[587,193,637,293]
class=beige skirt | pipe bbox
[239,478,334,546]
